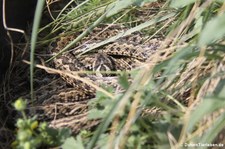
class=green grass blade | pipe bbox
[30,0,45,100]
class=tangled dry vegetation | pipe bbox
[0,0,225,148]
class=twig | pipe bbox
[23,60,114,99]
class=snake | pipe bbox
[19,25,162,133]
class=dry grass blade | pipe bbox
[23,60,114,99]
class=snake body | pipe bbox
[23,26,161,133]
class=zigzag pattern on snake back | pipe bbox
[23,25,162,133]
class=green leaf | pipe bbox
[43,127,71,146]
[118,73,130,89]
[87,96,122,149]
[170,0,196,8]
[88,103,111,119]
[216,0,224,3]
[30,0,45,101]
[198,13,225,46]
[194,16,203,32]
[199,113,225,144]
[187,96,225,132]
[106,0,135,17]
[62,136,85,149]
[106,0,158,17]
[217,78,225,98]
[134,0,157,7]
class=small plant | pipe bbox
[12,98,71,149]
